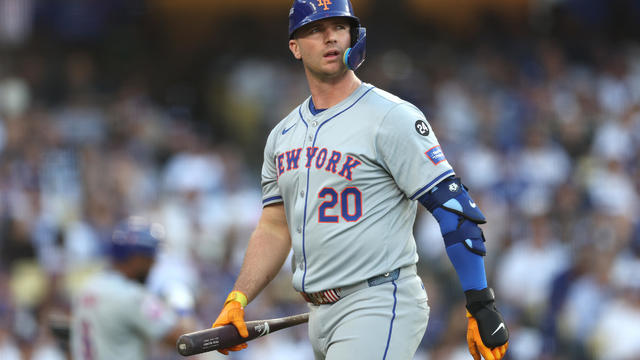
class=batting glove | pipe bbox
[212,291,249,355]
[465,288,509,360]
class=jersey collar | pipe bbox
[300,83,373,121]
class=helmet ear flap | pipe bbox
[349,20,359,47]
[344,27,366,71]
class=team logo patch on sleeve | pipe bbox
[425,145,446,165]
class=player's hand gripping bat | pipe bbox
[176,312,309,356]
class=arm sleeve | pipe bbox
[445,242,488,291]
[261,128,283,207]
[418,192,488,291]
[375,103,455,200]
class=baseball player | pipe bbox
[212,1,509,359]
[70,216,195,360]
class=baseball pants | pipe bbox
[308,266,429,360]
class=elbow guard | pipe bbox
[419,177,487,256]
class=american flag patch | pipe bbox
[425,146,446,165]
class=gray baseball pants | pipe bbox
[307,265,429,360]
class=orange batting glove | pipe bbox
[465,288,509,360]
[212,291,249,355]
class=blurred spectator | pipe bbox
[589,241,640,360]
[0,0,33,46]
[510,122,572,215]
[495,214,569,321]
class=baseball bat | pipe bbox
[176,312,309,356]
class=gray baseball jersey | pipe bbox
[71,270,177,360]
[261,83,454,293]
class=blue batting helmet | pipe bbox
[110,216,163,262]
[288,0,367,71]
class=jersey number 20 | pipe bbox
[318,187,362,222]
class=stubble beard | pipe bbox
[305,60,348,83]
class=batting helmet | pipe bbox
[288,0,367,71]
[110,216,164,262]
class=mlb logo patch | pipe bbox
[425,146,446,165]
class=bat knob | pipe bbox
[177,335,195,356]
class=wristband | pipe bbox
[465,287,495,314]
[224,290,248,308]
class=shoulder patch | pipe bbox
[415,120,430,136]
[425,145,446,165]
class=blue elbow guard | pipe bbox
[419,177,487,256]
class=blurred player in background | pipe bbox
[70,216,196,360]
[211,0,509,359]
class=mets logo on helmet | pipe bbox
[317,0,332,11]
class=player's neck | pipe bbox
[306,70,361,110]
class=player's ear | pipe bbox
[289,39,302,60]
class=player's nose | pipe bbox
[323,28,338,43]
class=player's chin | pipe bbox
[307,61,346,79]
[321,61,348,76]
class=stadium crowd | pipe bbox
[0,0,639,359]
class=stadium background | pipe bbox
[0,0,639,359]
